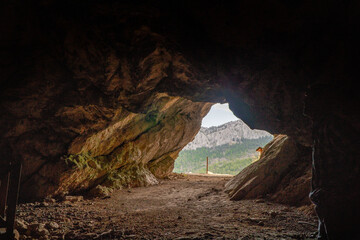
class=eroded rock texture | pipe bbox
[3,89,211,200]
[225,135,311,206]
[1,1,359,238]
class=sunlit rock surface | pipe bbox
[225,135,311,206]
[2,83,211,200]
[184,119,272,150]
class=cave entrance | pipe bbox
[173,103,273,176]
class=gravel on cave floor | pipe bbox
[17,174,318,240]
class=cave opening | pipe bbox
[173,103,273,176]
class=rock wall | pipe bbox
[225,135,311,206]
[3,90,211,200]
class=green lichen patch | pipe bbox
[103,164,157,189]
[145,110,159,123]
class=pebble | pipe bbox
[46,221,60,229]
[27,223,50,237]
[44,198,56,203]
[15,219,28,233]
[64,196,84,202]
[41,202,50,207]
[13,229,20,240]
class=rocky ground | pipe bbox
[15,174,317,240]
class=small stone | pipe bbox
[87,185,112,198]
[13,229,20,240]
[44,197,56,203]
[62,201,72,206]
[46,221,60,229]
[28,223,50,237]
[28,222,39,231]
[64,196,83,202]
[38,226,49,236]
[41,202,50,207]
[255,199,265,203]
[15,219,28,233]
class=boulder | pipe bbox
[225,135,311,206]
[87,185,114,199]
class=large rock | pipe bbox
[17,94,211,200]
[225,135,311,206]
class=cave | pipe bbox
[0,1,359,239]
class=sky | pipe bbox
[201,103,239,128]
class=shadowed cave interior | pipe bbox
[0,1,359,239]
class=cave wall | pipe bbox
[1,1,218,200]
[19,93,211,200]
[0,55,211,200]
[1,1,359,238]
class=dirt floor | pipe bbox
[17,174,318,239]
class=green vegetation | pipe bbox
[173,137,272,175]
[193,157,254,175]
[64,152,110,171]
[64,151,151,189]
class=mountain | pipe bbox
[174,137,273,175]
[174,120,273,175]
[183,119,272,150]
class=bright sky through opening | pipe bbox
[201,103,239,128]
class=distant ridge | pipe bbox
[184,119,272,150]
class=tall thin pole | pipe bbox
[0,172,10,218]
[206,157,209,174]
[6,162,22,238]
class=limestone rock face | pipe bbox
[184,119,271,150]
[55,97,209,200]
[3,86,211,200]
[225,135,311,206]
